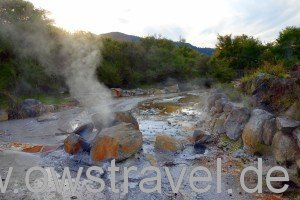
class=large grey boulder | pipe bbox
[224,107,250,140]
[276,117,300,134]
[242,109,274,149]
[272,131,300,164]
[262,118,277,145]
[20,99,45,118]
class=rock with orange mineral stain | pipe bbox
[90,122,143,162]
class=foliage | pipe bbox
[209,27,300,82]
[98,37,207,88]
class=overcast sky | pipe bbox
[27,0,300,47]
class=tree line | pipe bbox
[0,0,299,103]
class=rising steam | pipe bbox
[0,2,112,122]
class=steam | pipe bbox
[0,3,112,122]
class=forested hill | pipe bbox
[100,32,215,56]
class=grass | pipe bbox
[215,82,246,102]
[0,92,71,110]
[20,93,70,105]
[240,61,288,85]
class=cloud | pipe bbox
[143,25,185,41]
[27,0,300,47]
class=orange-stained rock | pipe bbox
[111,88,122,98]
[155,134,183,152]
[22,145,44,153]
[90,135,118,161]
[64,133,82,154]
[90,123,143,162]
[114,111,139,130]
[7,142,61,153]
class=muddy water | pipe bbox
[0,91,271,199]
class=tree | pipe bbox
[275,26,300,67]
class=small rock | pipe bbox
[272,131,300,164]
[0,109,8,121]
[223,102,234,113]
[20,99,45,118]
[37,113,58,122]
[193,129,211,143]
[64,133,82,154]
[111,88,122,98]
[164,84,179,93]
[262,118,276,145]
[232,149,245,158]
[194,142,206,154]
[155,134,183,152]
[207,93,228,110]
[215,98,228,113]
[276,117,300,134]
[224,107,250,140]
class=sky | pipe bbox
[27,0,300,48]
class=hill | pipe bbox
[100,32,214,56]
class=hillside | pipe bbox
[100,32,215,56]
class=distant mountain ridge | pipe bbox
[100,32,214,56]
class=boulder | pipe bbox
[213,113,227,134]
[20,99,46,118]
[207,93,227,110]
[242,109,274,149]
[114,111,139,130]
[165,84,179,93]
[276,117,300,134]
[0,109,8,121]
[91,113,114,131]
[155,134,183,152]
[90,123,143,162]
[193,129,211,143]
[262,118,277,145]
[215,98,228,113]
[285,101,300,121]
[224,107,250,140]
[223,102,234,113]
[272,131,300,164]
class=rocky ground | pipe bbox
[0,89,299,199]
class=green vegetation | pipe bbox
[209,27,300,82]
[0,0,299,108]
[98,37,209,88]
